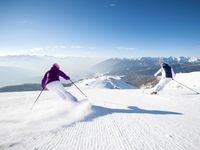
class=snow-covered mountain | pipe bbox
[74,75,135,89]
[1,56,200,89]
[0,72,200,150]
[92,56,200,73]
[91,56,200,88]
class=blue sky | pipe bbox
[0,0,200,58]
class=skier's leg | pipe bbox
[152,79,166,93]
[46,81,66,99]
[163,78,172,88]
[153,78,172,93]
[46,81,78,102]
[55,81,78,102]
[64,91,78,102]
[46,82,56,91]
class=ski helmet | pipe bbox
[52,63,60,69]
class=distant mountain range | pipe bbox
[0,56,200,92]
[91,56,200,87]
[0,66,37,87]
[0,84,42,92]
[0,83,72,92]
[0,55,103,87]
[93,56,200,72]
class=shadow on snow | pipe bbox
[83,105,183,122]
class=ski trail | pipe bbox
[109,114,134,150]
[1,88,200,150]
[21,108,136,150]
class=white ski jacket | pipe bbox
[154,67,175,79]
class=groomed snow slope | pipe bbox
[0,72,200,150]
[166,71,200,89]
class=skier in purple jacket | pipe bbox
[41,63,78,102]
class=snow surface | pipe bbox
[0,72,200,150]
[188,57,200,63]
[166,72,200,89]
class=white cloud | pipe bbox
[0,44,69,56]
[0,49,27,56]
[0,47,46,56]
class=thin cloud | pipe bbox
[0,49,17,56]
[117,46,136,51]
[59,45,66,49]
[104,3,117,8]
[53,45,59,49]
[46,45,66,49]
[0,49,28,56]
[109,3,116,7]
[30,48,44,52]
[70,45,83,49]
[88,47,97,50]
[16,20,32,25]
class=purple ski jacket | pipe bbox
[41,66,70,89]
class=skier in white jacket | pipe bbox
[151,63,175,94]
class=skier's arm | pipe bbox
[171,68,175,79]
[41,71,49,89]
[154,68,161,77]
[59,70,70,80]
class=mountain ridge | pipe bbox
[91,56,200,88]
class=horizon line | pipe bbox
[0,54,199,59]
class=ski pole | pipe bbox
[172,79,200,94]
[70,79,87,98]
[31,88,44,110]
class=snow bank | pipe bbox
[166,71,200,89]
[75,75,135,89]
